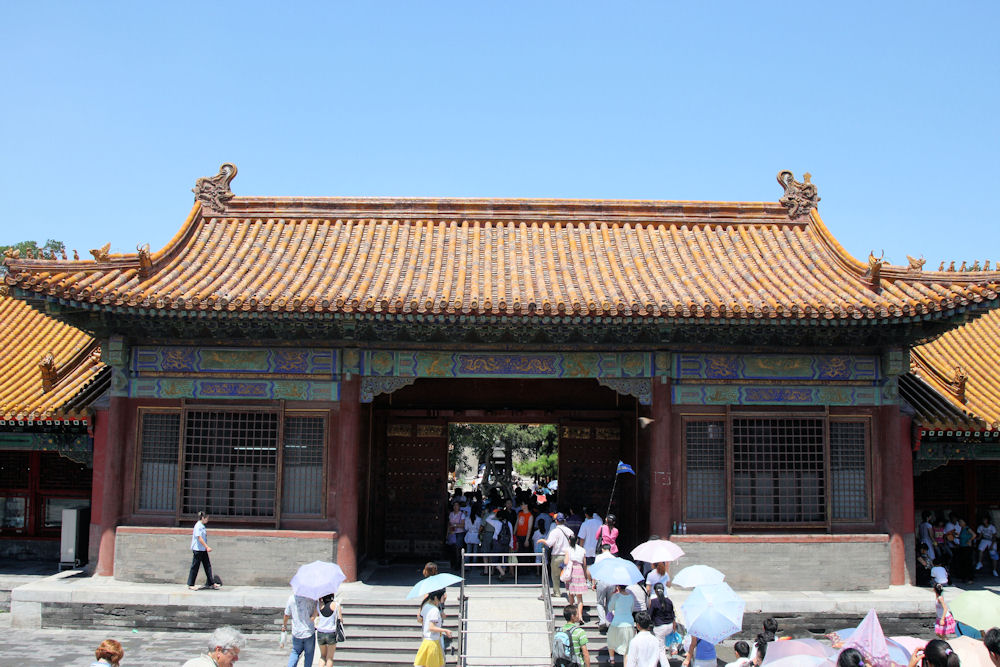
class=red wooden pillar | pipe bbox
[94,397,126,576]
[335,376,361,582]
[649,378,673,538]
[880,406,914,585]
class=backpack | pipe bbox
[552,623,580,666]
[497,521,512,548]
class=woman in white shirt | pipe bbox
[415,589,453,667]
[563,534,590,621]
[464,507,484,569]
[314,593,343,667]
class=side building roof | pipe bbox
[0,291,108,421]
[904,308,1000,431]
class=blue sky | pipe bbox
[2,2,997,267]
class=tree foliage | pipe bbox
[514,451,558,482]
[448,423,557,472]
[0,239,65,275]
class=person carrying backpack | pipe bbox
[553,604,590,666]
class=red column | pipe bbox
[88,409,110,565]
[94,396,127,576]
[881,406,914,585]
[335,376,361,582]
[648,378,673,538]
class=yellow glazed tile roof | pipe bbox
[5,195,999,321]
[910,308,1000,429]
[0,292,106,420]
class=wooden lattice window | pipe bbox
[830,420,869,521]
[137,411,180,512]
[281,415,325,516]
[732,417,825,524]
[685,420,726,520]
[181,410,279,518]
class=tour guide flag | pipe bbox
[608,461,635,516]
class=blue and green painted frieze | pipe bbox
[357,350,659,379]
[133,346,336,376]
[671,353,880,382]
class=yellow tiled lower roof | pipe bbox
[0,293,106,420]
[910,308,1000,429]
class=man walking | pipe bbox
[559,604,591,666]
[578,508,602,565]
[594,543,616,633]
[625,612,659,667]
[537,512,573,597]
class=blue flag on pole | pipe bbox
[616,461,635,475]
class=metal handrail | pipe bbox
[457,549,555,667]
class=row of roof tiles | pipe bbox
[0,292,107,420]
[907,308,1000,431]
[5,199,999,321]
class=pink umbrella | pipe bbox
[761,638,834,664]
[950,636,993,667]
[841,609,893,667]
[888,636,926,656]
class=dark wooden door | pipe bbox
[558,418,634,547]
[382,417,449,557]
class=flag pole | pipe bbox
[606,472,619,519]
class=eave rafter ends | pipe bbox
[4,166,999,326]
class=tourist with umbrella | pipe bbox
[590,556,644,665]
[680,582,745,667]
[284,561,347,667]
[414,588,453,667]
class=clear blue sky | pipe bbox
[2,2,997,267]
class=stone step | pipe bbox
[327,649,457,667]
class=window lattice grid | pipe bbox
[38,453,90,491]
[976,463,1000,503]
[685,421,726,520]
[138,412,180,512]
[182,410,278,518]
[0,452,30,489]
[282,416,325,515]
[830,421,868,520]
[732,418,825,524]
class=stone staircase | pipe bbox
[551,599,685,667]
[332,598,459,667]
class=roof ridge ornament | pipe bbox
[193,163,238,212]
[906,255,926,273]
[90,243,111,262]
[137,244,152,279]
[776,170,820,219]
[866,250,884,292]
[38,352,57,392]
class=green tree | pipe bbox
[448,423,557,476]
[1,239,66,275]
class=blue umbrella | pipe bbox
[406,573,463,599]
[681,582,745,644]
[589,557,644,585]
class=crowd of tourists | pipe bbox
[917,511,998,586]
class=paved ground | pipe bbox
[0,611,308,666]
[0,613,750,666]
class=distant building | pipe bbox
[901,307,1000,522]
[0,292,108,560]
